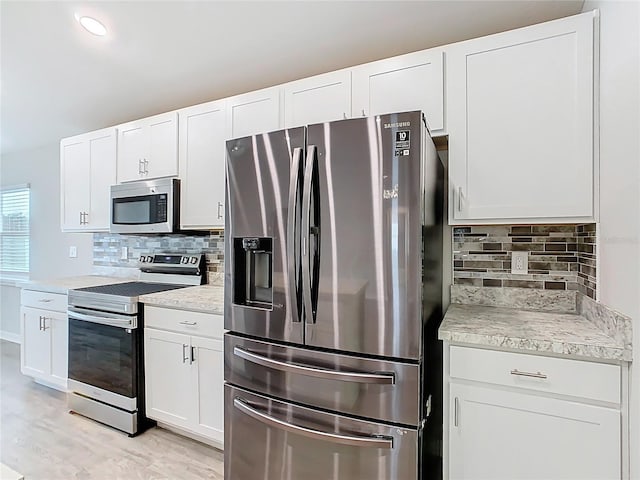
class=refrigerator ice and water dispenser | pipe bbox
[233,237,273,309]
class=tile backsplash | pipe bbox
[453,224,597,299]
[93,231,224,283]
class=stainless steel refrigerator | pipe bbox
[224,110,444,480]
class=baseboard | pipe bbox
[156,421,224,451]
[0,330,21,344]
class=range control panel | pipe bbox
[138,253,205,275]
[138,254,202,265]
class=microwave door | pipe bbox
[113,195,155,224]
[225,127,305,345]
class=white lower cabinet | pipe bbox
[145,329,192,425]
[20,289,69,391]
[449,383,620,480]
[445,344,624,480]
[144,307,224,448]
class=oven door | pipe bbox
[68,312,138,399]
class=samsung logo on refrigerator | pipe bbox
[384,121,410,128]
[383,184,399,199]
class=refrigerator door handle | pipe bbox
[301,145,316,323]
[233,346,395,384]
[287,146,303,322]
[233,397,394,449]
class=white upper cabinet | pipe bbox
[117,111,178,183]
[60,127,116,232]
[178,100,228,229]
[447,12,596,224]
[352,49,444,132]
[227,87,282,139]
[283,70,352,127]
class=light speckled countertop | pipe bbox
[439,303,631,362]
[23,275,131,295]
[139,285,224,315]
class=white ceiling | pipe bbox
[0,0,584,157]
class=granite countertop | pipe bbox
[23,275,131,295]
[439,303,631,362]
[139,285,224,315]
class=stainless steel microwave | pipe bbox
[110,178,180,234]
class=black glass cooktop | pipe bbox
[75,281,188,297]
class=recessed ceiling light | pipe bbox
[75,14,107,36]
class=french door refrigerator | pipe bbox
[224,110,444,480]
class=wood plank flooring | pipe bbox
[0,341,224,479]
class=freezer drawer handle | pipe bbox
[233,346,395,384]
[233,397,394,449]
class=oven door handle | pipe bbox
[67,310,137,329]
[234,397,394,449]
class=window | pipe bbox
[0,185,30,273]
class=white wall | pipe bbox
[0,143,94,335]
[582,1,640,477]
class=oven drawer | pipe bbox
[449,345,621,404]
[21,290,67,313]
[144,305,223,339]
[225,384,418,480]
[225,334,421,426]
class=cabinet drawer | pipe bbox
[21,290,67,313]
[449,346,620,404]
[145,306,223,339]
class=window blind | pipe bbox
[1,185,30,273]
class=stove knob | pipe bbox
[190,256,198,264]
[146,256,153,263]
[139,256,145,263]
[181,257,189,264]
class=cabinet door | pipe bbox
[60,137,90,231]
[20,307,51,379]
[227,87,281,139]
[447,12,595,223]
[352,49,444,131]
[47,311,68,389]
[88,129,117,230]
[191,336,224,444]
[146,112,178,179]
[178,100,227,229]
[284,70,351,128]
[117,120,146,183]
[144,328,192,427]
[448,383,620,480]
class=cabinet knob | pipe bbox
[361,109,366,117]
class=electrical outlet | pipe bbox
[511,251,528,275]
[121,246,128,260]
[69,246,77,258]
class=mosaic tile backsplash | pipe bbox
[453,224,597,299]
[93,231,224,282]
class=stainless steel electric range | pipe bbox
[67,253,205,436]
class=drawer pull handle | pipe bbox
[39,299,53,303]
[178,321,197,326]
[510,369,547,379]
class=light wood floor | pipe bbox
[0,340,224,479]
